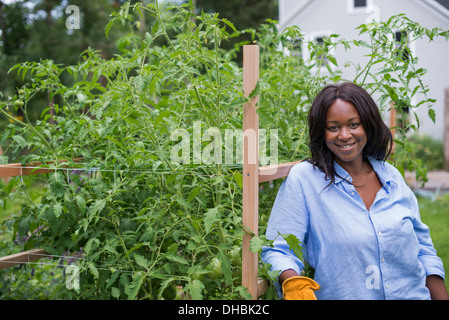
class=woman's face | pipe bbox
[325,99,367,167]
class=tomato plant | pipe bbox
[0,1,447,299]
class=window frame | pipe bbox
[303,31,336,72]
[347,0,374,14]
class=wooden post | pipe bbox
[242,45,259,299]
[445,88,449,170]
[390,102,397,155]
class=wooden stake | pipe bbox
[390,102,397,155]
[242,45,259,299]
[445,88,449,170]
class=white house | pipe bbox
[278,0,449,140]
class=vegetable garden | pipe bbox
[0,1,448,299]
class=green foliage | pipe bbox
[0,1,447,299]
[396,134,445,173]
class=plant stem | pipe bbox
[155,0,176,51]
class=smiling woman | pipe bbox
[262,82,449,300]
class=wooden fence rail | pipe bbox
[0,249,50,270]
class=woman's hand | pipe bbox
[280,269,320,300]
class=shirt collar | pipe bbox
[333,157,395,193]
[334,161,352,184]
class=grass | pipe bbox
[418,193,449,290]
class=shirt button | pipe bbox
[378,231,383,236]
[350,191,356,196]
[381,258,385,263]
[385,283,389,289]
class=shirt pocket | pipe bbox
[384,204,415,238]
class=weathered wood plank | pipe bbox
[0,249,50,270]
[242,45,260,300]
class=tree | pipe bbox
[0,0,138,127]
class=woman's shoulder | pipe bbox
[288,160,322,179]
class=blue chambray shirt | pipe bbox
[261,158,445,300]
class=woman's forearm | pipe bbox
[279,269,301,284]
[426,275,449,300]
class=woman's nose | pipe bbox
[338,127,351,141]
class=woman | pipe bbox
[261,82,448,300]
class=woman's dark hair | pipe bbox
[307,82,393,186]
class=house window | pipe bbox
[395,30,411,62]
[304,32,335,71]
[290,37,303,57]
[354,0,367,8]
[314,36,329,67]
[348,0,373,13]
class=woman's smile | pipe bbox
[335,141,358,150]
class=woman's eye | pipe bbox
[349,122,360,129]
[327,126,338,132]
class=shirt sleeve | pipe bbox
[409,190,446,280]
[261,165,309,280]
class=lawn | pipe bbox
[418,193,449,290]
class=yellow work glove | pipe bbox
[282,276,320,300]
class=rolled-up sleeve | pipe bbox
[410,192,445,280]
[261,165,309,280]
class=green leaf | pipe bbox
[281,233,303,261]
[249,235,264,253]
[248,81,260,99]
[204,207,219,233]
[187,186,201,202]
[12,135,27,149]
[428,108,436,123]
[222,18,237,33]
[133,253,149,269]
[165,252,188,265]
[106,271,120,290]
[157,278,176,299]
[89,199,106,215]
[125,243,145,259]
[176,197,193,210]
[75,195,86,212]
[327,54,338,66]
[218,249,232,285]
[125,271,145,300]
[88,262,99,278]
[53,202,63,219]
[236,285,254,300]
[185,279,205,300]
[233,171,243,189]
[111,287,120,298]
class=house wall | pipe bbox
[279,0,449,140]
